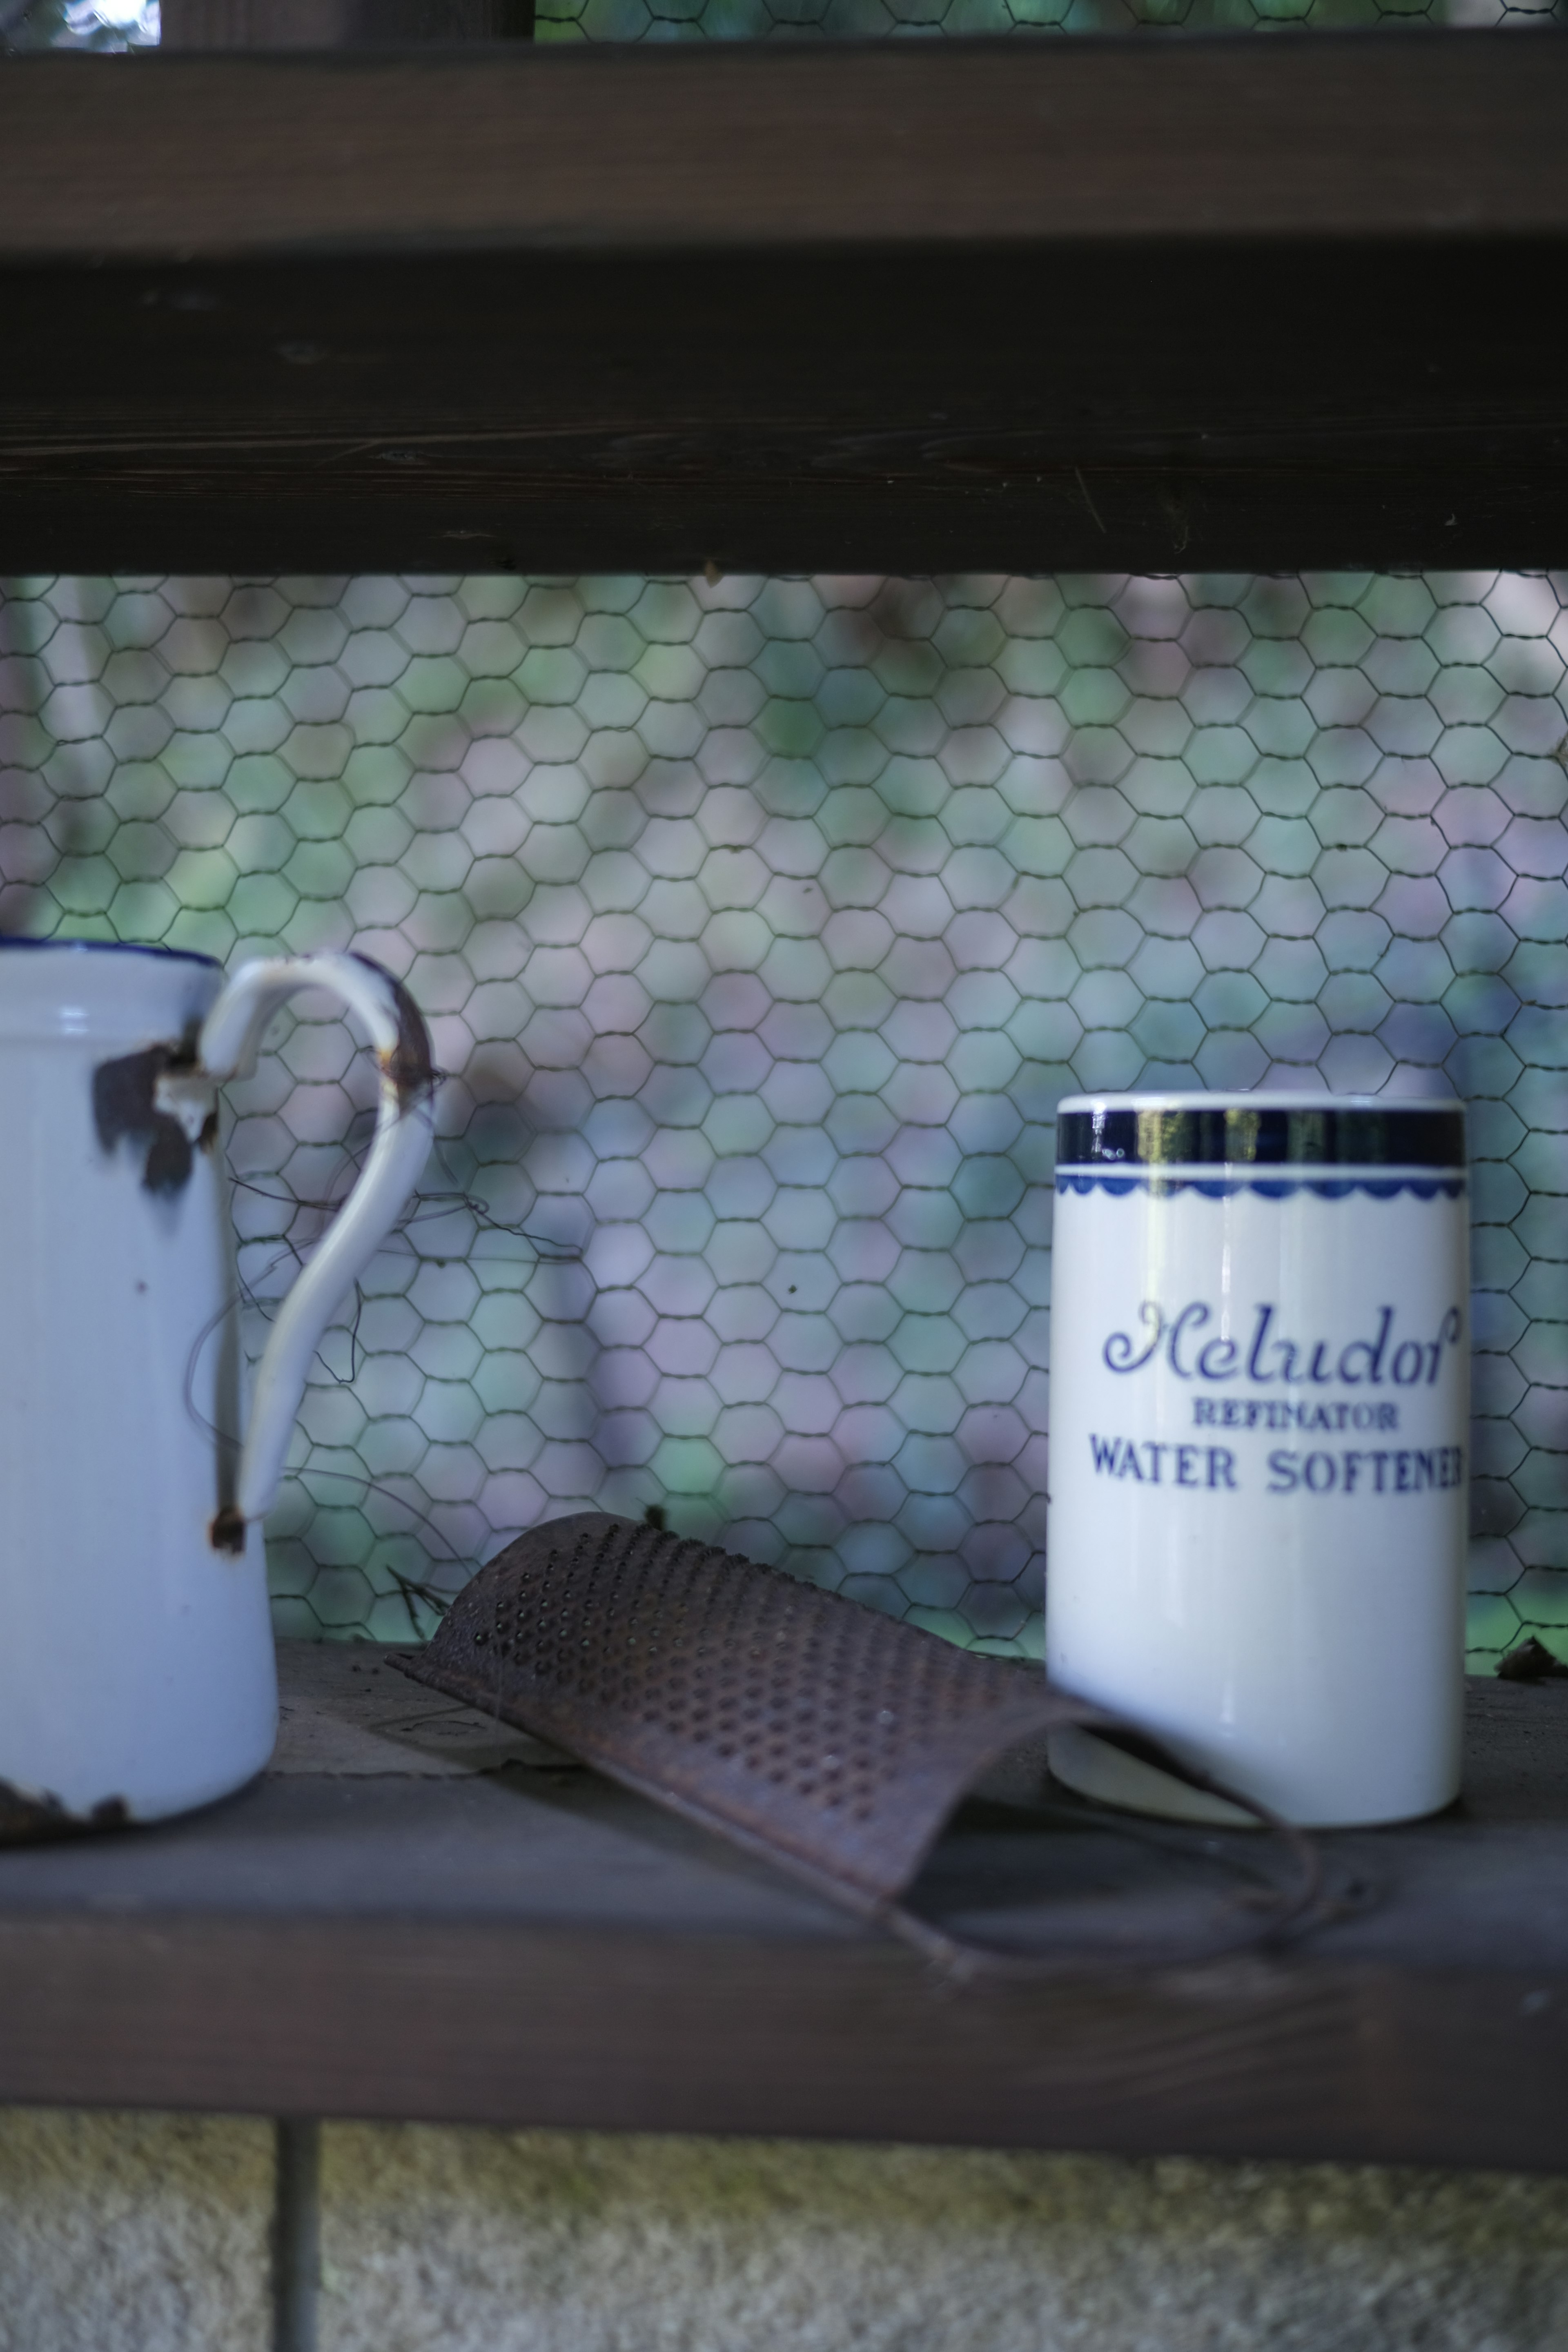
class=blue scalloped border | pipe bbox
[1055,1170,1468,1202]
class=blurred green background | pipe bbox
[3,566,1565,1665]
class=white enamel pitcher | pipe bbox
[0,940,436,1830]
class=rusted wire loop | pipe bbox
[885,1707,1325,1983]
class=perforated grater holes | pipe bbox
[395,1507,1323,1933]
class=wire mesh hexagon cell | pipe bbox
[2,567,1566,1666]
[532,0,1567,38]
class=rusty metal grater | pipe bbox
[394,1511,1318,1971]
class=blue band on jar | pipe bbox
[1055,1169,1468,1202]
[1056,1104,1467,1172]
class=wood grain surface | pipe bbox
[0,36,1564,571]
[2,238,1563,575]
[0,1647,1564,2166]
[2,36,1566,258]
[2,1913,1561,2171]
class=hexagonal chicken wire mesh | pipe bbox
[2,568,1566,1665]
[533,0,1568,38]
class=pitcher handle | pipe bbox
[194,953,437,1534]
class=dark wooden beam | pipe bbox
[1,36,1564,573]
[3,1913,1564,2172]
[5,35,1566,258]
[159,0,535,49]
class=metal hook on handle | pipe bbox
[194,953,437,1532]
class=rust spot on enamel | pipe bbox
[0,1778,131,1846]
[93,1025,203,1196]
[354,952,436,1111]
[209,1503,247,1555]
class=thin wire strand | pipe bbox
[183,1122,580,1630]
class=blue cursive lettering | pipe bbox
[1103,1302,1163,1374]
[1166,1302,1209,1380]
[1106,1301,1463,1391]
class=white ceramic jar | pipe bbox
[0,941,435,1830]
[1045,1091,1469,1829]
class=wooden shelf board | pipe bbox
[4,34,1568,258]
[1,1642,1566,2169]
[1,35,1566,572]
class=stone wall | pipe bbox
[5,2110,1568,2352]
[0,2109,273,2352]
